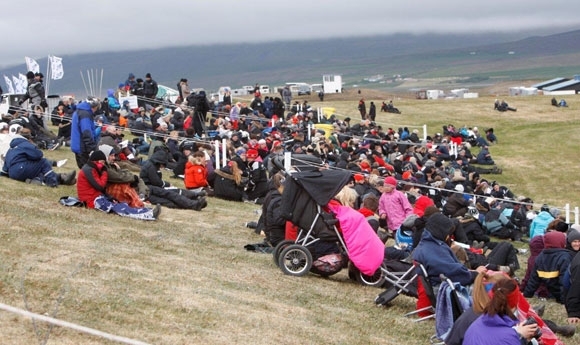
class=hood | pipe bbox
[9,136,28,148]
[149,148,169,165]
[529,235,545,256]
[76,101,93,112]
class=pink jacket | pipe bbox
[378,190,414,230]
[328,203,384,275]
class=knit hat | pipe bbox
[454,184,464,193]
[246,149,259,159]
[549,207,561,219]
[402,171,412,180]
[426,213,453,242]
[353,173,365,182]
[98,144,115,158]
[568,229,580,243]
[235,147,246,156]
[544,231,566,249]
[89,150,107,162]
[384,176,397,187]
[145,73,151,78]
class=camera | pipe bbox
[523,316,543,339]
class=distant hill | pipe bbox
[2,29,580,97]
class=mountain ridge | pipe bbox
[2,29,580,97]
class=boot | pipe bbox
[532,304,545,317]
[59,171,77,185]
[544,319,576,337]
[152,204,161,220]
[191,197,208,211]
[180,189,206,199]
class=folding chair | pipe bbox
[374,259,418,306]
[403,263,436,322]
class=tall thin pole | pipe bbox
[80,70,88,96]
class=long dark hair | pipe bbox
[484,276,518,319]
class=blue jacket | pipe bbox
[70,102,97,155]
[413,230,477,287]
[529,211,554,238]
[2,137,43,179]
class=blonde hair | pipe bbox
[472,271,511,314]
[334,186,358,208]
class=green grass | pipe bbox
[1,92,580,344]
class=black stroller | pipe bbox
[273,168,353,277]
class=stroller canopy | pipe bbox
[289,169,352,206]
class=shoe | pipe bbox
[59,171,77,185]
[555,325,575,337]
[533,304,545,317]
[152,204,161,219]
[56,159,68,168]
[48,141,61,151]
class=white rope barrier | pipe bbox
[0,302,151,345]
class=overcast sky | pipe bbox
[2,0,579,68]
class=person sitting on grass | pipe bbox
[523,231,573,304]
[1,127,76,187]
[77,149,160,221]
[140,147,207,211]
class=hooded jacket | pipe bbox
[530,211,555,238]
[413,225,477,287]
[70,101,97,155]
[140,149,170,188]
[523,233,573,303]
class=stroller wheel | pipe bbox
[272,240,294,267]
[356,268,385,287]
[278,244,313,277]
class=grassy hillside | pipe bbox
[1,93,579,344]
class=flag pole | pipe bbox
[46,55,51,96]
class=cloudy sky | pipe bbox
[2,0,579,68]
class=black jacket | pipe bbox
[566,253,580,318]
[263,190,285,246]
[523,248,574,303]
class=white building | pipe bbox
[323,75,342,94]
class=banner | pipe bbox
[25,56,40,73]
[50,55,64,80]
[4,76,15,94]
[18,73,28,94]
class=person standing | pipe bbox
[143,73,158,106]
[71,97,101,168]
[19,72,47,110]
[368,101,376,122]
[358,98,366,119]
[378,176,413,236]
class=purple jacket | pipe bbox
[464,313,520,345]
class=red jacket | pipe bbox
[184,162,208,189]
[77,163,108,208]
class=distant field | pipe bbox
[0,93,579,344]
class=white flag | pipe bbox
[12,76,21,93]
[50,55,64,80]
[18,73,28,94]
[4,76,15,94]
[25,56,40,73]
